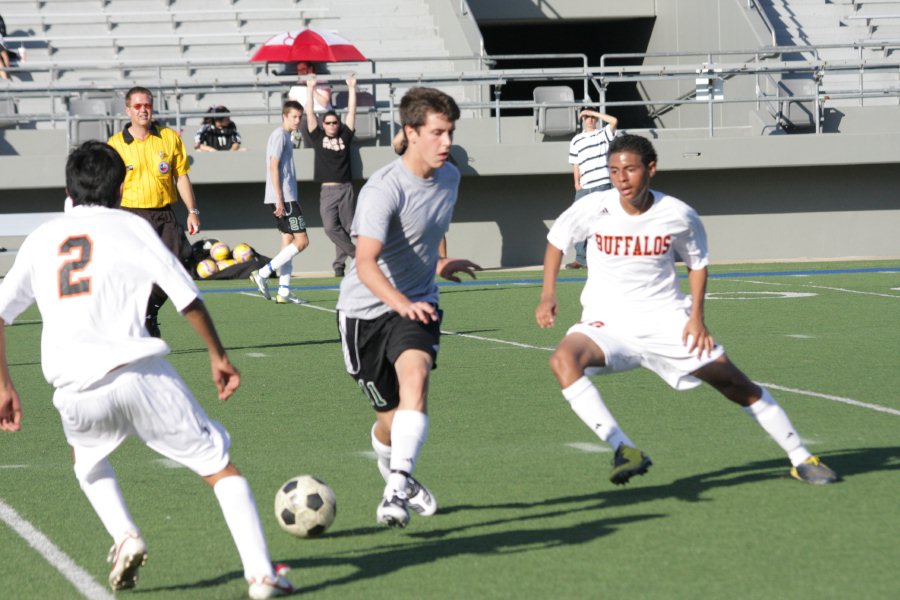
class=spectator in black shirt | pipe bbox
[306,75,357,277]
[194,106,242,152]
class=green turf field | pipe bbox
[1,260,898,599]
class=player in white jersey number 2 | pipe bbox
[535,134,838,487]
[0,142,293,598]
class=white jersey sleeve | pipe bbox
[547,188,611,251]
[669,204,709,271]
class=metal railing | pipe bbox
[745,0,778,46]
[2,46,900,147]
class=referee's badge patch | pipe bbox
[158,161,170,174]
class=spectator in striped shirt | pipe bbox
[565,109,618,269]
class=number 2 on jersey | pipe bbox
[58,235,92,298]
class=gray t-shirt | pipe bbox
[337,158,460,319]
[264,127,297,205]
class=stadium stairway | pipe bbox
[762,0,900,106]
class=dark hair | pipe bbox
[65,142,126,208]
[322,110,339,122]
[203,105,230,126]
[283,100,303,116]
[608,134,658,166]
[124,86,153,106]
[400,87,460,130]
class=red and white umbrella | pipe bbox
[250,28,366,63]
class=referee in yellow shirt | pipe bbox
[108,86,201,337]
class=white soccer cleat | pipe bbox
[376,492,410,528]
[107,532,147,591]
[249,270,271,300]
[248,564,294,599]
[406,476,437,517]
[274,292,308,305]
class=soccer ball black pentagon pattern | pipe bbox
[274,475,337,538]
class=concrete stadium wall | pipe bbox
[4,116,897,276]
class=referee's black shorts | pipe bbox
[337,308,442,412]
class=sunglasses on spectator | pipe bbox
[323,120,339,125]
[129,103,152,110]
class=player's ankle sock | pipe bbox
[742,387,811,466]
[562,376,634,450]
[371,423,392,482]
[258,263,273,278]
[389,410,428,487]
[77,458,140,542]
[213,475,275,581]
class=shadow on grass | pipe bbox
[139,445,898,595]
[144,513,663,595]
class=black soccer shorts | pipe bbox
[337,308,442,412]
[275,202,307,234]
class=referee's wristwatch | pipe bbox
[188,208,200,215]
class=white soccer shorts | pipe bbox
[52,356,231,480]
[566,315,726,391]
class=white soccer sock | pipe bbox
[387,410,428,495]
[371,423,393,482]
[277,263,293,291]
[562,376,634,451]
[77,458,140,543]
[260,245,300,278]
[742,387,812,466]
[213,476,275,581]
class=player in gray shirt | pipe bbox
[249,100,310,304]
[336,87,480,528]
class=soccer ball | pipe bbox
[274,475,336,538]
[196,258,218,279]
[216,258,237,271]
[232,243,254,263]
[209,242,231,261]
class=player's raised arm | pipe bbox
[0,321,22,432]
[536,243,564,328]
[180,299,240,400]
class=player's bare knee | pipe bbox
[293,236,309,252]
[202,463,241,487]
[549,348,578,381]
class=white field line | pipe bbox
[727,279,900,299]
[758,382,900,417]
[0,499,115,600]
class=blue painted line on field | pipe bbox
[206,265,900,295]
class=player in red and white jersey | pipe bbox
[0,142,292,598]
[548,181,708,328]
[536,134,837,487]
